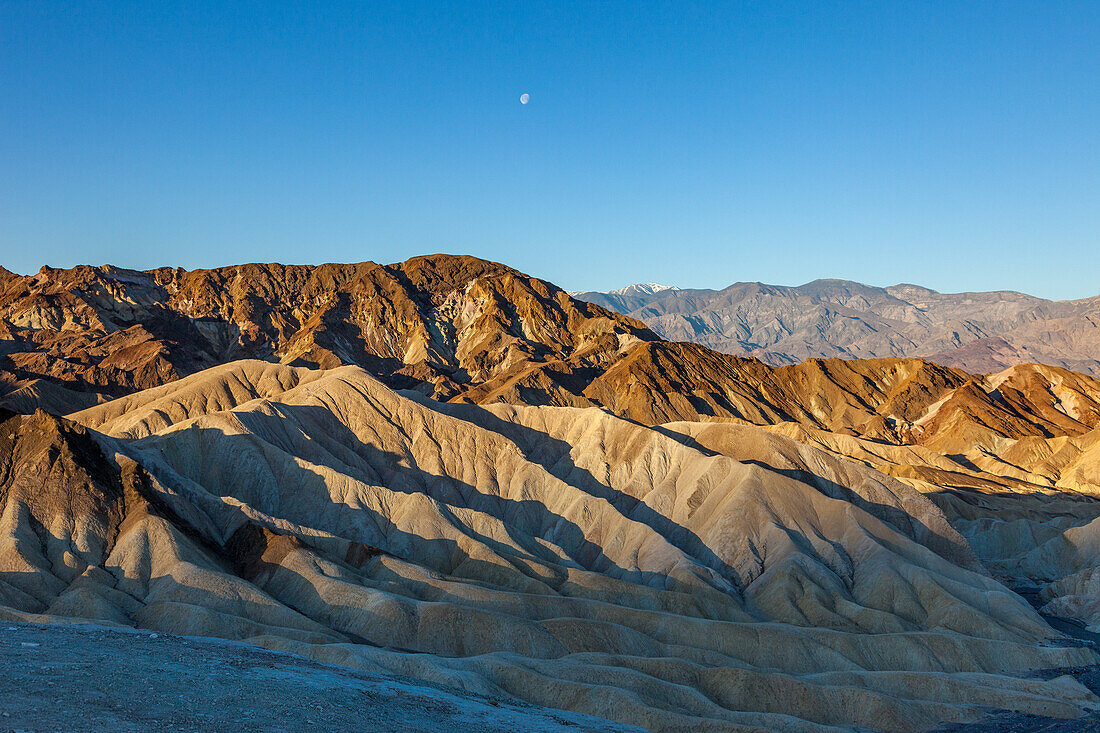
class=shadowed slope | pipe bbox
[2,361,1093,731]
[695,416,1100,641]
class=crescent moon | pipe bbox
[520,93,530,104]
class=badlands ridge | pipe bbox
[2,256,1100,730]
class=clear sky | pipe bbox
[1,2,1097,298]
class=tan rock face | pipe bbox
[2,363,1097,731]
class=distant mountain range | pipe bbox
[571,279,1100,376]
[569,282,680,313]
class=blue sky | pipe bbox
[1,2,1097,298]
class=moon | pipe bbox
[520,93,530,104]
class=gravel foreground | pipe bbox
[0,623,638,732]
[3,621,1100,732]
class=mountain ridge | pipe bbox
[6,254,1100,729]
[573,278,1100,376]
[6,256,1100,460]
[0,255,655,404]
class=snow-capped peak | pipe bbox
[607,282,679,297]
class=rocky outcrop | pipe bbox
[0,257,654,403]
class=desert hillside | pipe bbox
[0,256,654,403]
[3,256,1100,730]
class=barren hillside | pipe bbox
[573,280,1100,376]
[0,362,1097,730]
[5,256,1100,731]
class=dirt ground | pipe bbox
[0,622,635,732]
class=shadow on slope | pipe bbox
[161,408,742,600]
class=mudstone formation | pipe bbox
[4,256,1100,730]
